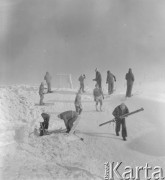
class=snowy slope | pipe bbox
[0,83,165,180]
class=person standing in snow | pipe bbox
[112,103,129,141]
[78,74,86,93]
[74,90,82,115]
[125,68,134,97]
[93,83,104,111]
[93,68,102,89]
[57,110,80,133]
[44,72,52,93]
[39,82,45,105]
[106,70,116,95]
[39,113,50,136]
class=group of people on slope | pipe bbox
[39,110,80,136]
[39,68,134,106]
[39,101,129,141]
[37,68,134,141]
[76,74,130,140]
[78,68,134,97]
[78,68,134,112]
[76,68,134,141]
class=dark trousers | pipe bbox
[126,82,133,97]
[108,82,114,94]
[64,116,77,133]
[47,81,51,92]
[115,118,127,139]
[40,113,50,136]
[41,113,50,128]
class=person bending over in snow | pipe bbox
[93,83,104,111]
[39,113,50,136]
[57,110,81,133]
[74,90,82,115]
[112,103,129,141]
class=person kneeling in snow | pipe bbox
[57,110,81,133]
[112,103,129,141]
[93,83,104,111]
[39,113,50,136]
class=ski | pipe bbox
[31,128,84,142]
[46,128,67,135]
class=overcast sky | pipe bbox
[0,0,165,87]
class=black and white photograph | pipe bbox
[0,0,165,179]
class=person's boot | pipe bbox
[45,129,49,135]
[40,99,45,105]
[116,133,119,136]
[66,128,70,133]
[123,137,127,141]
[48,90,52,93]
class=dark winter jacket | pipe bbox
[44,72,51,83]
[125,69,134,84]
[58,111,78,121]
[106,72,116,83]
[78,75,85,84]
[41,113,50,122]
[41,113,50,129]
[112,105,129,119]
[93,71,102,84]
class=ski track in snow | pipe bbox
[0,84,165,180]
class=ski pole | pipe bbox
[73,132,84,142]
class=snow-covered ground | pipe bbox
[0,82,165,180]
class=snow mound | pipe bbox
[0,86,42,145]
[0,86,105,180]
